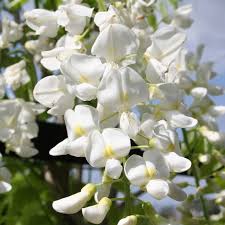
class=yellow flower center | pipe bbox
[167,143,175,152]
[145,167,157,178]
[74,124,86,137]
[104,145,114,158]
[79,75,89,83]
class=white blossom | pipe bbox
[0,18,23,49]
[3,60,30,90]
[82,197,112,224]
[24,9,58,37]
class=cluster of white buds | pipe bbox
[2,60,30,90]
[0,99,45,157]
[0,17,23,49]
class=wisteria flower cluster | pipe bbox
[0,0,225,224]
[28,0,196,224]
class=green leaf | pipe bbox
[147,14,157,31]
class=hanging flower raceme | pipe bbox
[0,99,45,158]
[14,0,225,224]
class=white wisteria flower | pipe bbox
[125,150,189,200]
[86,128,131,168]
[61,53,105,101]
[25,36,52,62]
[172,4,193,29]
[50,105,99,157]
[3,60,30,90]
[33,75,75,115]
[92,24,139,66]
[97,66,148,112]
[56,1,93,35]
[104,158,123,180]
[120,112,140,138]
[41,34,84,71]
[24,9,58,38]
[53,183,96,214]
[0,99,44,157]
[0,18,23,49]
[144,26,186,78]
[117,215,137,225]
[82,197,112,224]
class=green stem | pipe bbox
[100,112,118,123]
[111,197,125,201]
[131,145,149,150]
[124,177,131,215]
[182,129,211,225]
[97,0,106,11]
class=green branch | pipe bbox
[182,129,211,225]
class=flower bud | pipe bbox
[82,197,112,224]
[52,183,96,214]
[104,159,123,180]
[117,215,137,225]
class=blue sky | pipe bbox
[183,0,225,130]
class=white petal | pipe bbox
[41,57,61,71]
[0,181,12,193]
[49,139,69,156]
[97,67,148,110]
[64,105,99,141]
[191,87,207,99]
[105,159,123,179]
[61,53,105,86]
[33,75,68,108]
[117,216,137,225]
[145,58,167,84]
[75,83,98,101]
[164,152,191,173]
[92,24,139,65]
[82,198,111,224]
[124,155,149,186]
[67,136,88,157]
[85,130,107,168]
[70,4,93,17]
[24,9,58,37]
[97,103,119,129]
[143,150,170,178]
[102,128,131,159]
[52,191,90,214]
[146,26,186,66]
[208,105,225,117]
[47,93,74,116]
[146,179,169,200]
[165,111,198,128]
[120,112,140,138]
[17,148,38,158]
